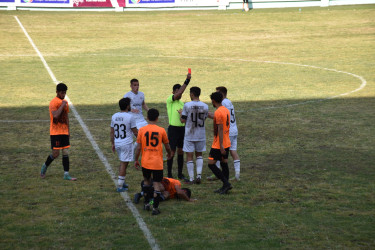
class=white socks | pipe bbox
[216,160,241,179]
[187,161,194,181]
[234,160,240,179]
[196,156,203,177]
[215,161,221,169]
[118,176,125,188]
[187,157,204,181]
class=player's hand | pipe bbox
[62,100,68,106]
[220,146,226,156]
[187,73,191,79]
[134,160,141,170]
[177,109,182,115]
[166,153,172,161]
[131,109,139,114]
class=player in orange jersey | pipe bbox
[133,177,195,204]
[207,92,232,194]
[134,108,172,215]
[40,83,76,181]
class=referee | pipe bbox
[166,72,191,180]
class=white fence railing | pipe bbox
[1,0,374,11]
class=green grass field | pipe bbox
[1,5,374,249]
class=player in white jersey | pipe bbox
[111,98,138,192]
[123,79,149,130]
[124,78,150,163]
[180,87,209,184]
[214,86,241,181]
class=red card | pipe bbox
[188,68,191,74]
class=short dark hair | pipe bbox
[210,91,223,103]
[190,87,201,97]
[119,98,131,111]
[216,86,227,96]
[173,84,181,92]
[56,83,67,92]
[147,108,159,121]
[182,188,191,198]
[130,79,139,85]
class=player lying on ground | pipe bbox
[134,177,196,207]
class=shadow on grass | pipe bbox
[1,97,374,171]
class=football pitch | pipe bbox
[1,5,374,249]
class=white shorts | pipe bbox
[229,135,237,151]
[183,140,206,153]
[115,143,134,162]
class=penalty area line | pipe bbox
[14,16,160,250]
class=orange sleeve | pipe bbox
[216,109,224,124]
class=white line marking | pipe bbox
[14,16,160,250]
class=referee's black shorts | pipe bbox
[168,125,185,151]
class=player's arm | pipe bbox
[142,100,149,112]
[51,100,67,119]
[217,123,225,154]
[180,115,187,123]
[173,73,191,101]
[208,111,214,119]
[131,127,138,138]
[67,114,70,136]
[180,105,187,123]
[175,185,194,202]
[110,127,115,153]
[134,143,142,170]
[164,143,172,160]
[162,191,170,200]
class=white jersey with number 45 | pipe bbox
[181,100,209,141]
[222,98,238,137]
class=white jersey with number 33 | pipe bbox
[111,112,136,146]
